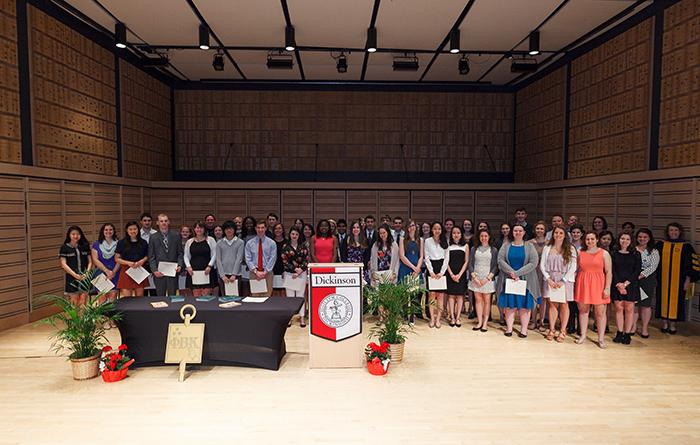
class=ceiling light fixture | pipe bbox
[336,53,347,73]
[458,55,469,75]
[267,51,294,69]
[199,24,210,50]
[212,51,224,71]
[285,26,296,51]
[366,27,377,53]
[511,58,538,73]
[528,31,540,56]
[449,28,460,54]
[393,53,419,71]
[115,22,127,49]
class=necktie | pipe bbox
[257,238,263,271]
[162,233,168,250]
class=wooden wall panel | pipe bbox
[215,190,246,221]
[152,189,183,227]
[585,185,617,231]
[282,190,313,228]
[659,0,700,169]
[474,191,508,230]
[64,181,94,239]
[121,186,143,228]
[650,180,695,240]
[29,6,117,175]
[175,90,513,174]
[313,190,344,224]
[120,60,172,180]
[378,190,409,222]
[183,192,216,226]
[443,191,475,224]
[93,183,121,233]
[346,191,379,222]
[561,188,588,227]
[515,67,566,183]
[0,0,21,164]
[247,190,280,221]
[0,176,27,329]
[410,191,442,224]
[506,191,540,223]
[568,19,652,179]
[616,182,652,233]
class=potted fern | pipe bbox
[43,271,122,380]
[364,275,422,362]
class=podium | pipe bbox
[308,263,364,368]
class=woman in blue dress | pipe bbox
[90,223,120,304]
[398,219,424,283]
[496,224,541,338]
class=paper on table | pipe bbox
[283,272,306,292]
[249,277,268,294]
[126,266,150,285]
[224,280,239,296]
[91,273,114,293]
[428,275,447,291]
[548,284,567,303]
[192,270,209,285]
[272,274,284,289]
[505,278,527,296]
[242,297,268,303]
[158,261,178,277]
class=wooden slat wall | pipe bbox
[379,191,410,223]
[175,90,513,174]
[515,67,566,183]
[0,176,27,330]
[659,0,700,168]
[282,190,312,228]
[313,190,344,224]
[120,60,171,180]
[411,191,442,224]
[215,190,246,227]
[0,0,21,164]
[29,6,117,175]
[568,18,652,179]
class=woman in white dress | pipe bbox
[468,230,498,332]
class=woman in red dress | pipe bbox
[310,219,338,263]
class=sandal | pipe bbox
[545,330,554,341]
[556,333,567,343]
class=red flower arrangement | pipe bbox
[365,342,391,375]
[100,344,135,382]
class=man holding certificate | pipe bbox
[496,224,540,338]
[149,214,184,296]
[245,221,277,297]
[216,220,244,296]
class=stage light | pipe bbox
[142,56,169,67]
[366,27,377,53]
[336,54,347,73]
[199,24,210,50]
[458,55,469,75]
[212,51,224,71]
[115,22,127,49]
[393,53,419,71]
[267,52,294,69]
[511,58,538,73]
[528,31,540,56]
[285,26,296,51]
[449,29,460,54]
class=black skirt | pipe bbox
[446,248,467,295]
[427,259,444,292]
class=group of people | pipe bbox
[59,208,699,346]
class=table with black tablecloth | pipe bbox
[114,296,303,370]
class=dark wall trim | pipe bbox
[511,92,516,174]
[173,171,514,184]
[16,0,33,166]
[170,88,176,179]
[648,8,664,171]
[114,54,123,177]
[173,80,512,93]
[562,62,571,180]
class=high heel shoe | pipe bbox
[472,325,481,331]
[504,331,513,337]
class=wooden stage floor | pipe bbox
[1,315,699,444]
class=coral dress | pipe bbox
[575,249,609,305]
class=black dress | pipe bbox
[188,239,212,289]
[59,243,91,293]
[446,245,467,295]
[611,250,641,302]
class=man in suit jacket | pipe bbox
[149,213,184,296]
[336,219,348,261]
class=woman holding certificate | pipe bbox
[59,225,93,306]
[369,225,399,286]
[496,224,540,338]
[610,232,641,345]
[425,222,448,329]
[540,227,577,342]
[574,231,613,348]
[115,221,149,297]
[446,227,469,327]
[281,227,310,327]
[90,223,120,304]
[633,229,659,338]
[184,222,217,296]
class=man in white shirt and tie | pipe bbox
[139,212,158,294]
[392,216,405,241]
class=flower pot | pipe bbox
[70,354,100,380]
[367,360,390,375]
[388,342,405,363]
[102,368,128,383]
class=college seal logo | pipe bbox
[318,294,353,328]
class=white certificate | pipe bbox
[272,274,284,289]
[224,280,239,296]
[158,261,178,277]
[126,266,150,285]
[283,272,306,292]
[374,270,393,284]
[145,274,156,290]
[640,288,649,301]
[91,273,114,294]
[250,277,268,294]
[428,275,447,291]
[192,270,210,285]
[242,296,268,303]
[548,284,566,303]
[505,278,527,296]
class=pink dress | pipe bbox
[574,249,609,305]
[314,236,335,263]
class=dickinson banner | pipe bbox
[309,265,363,342]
